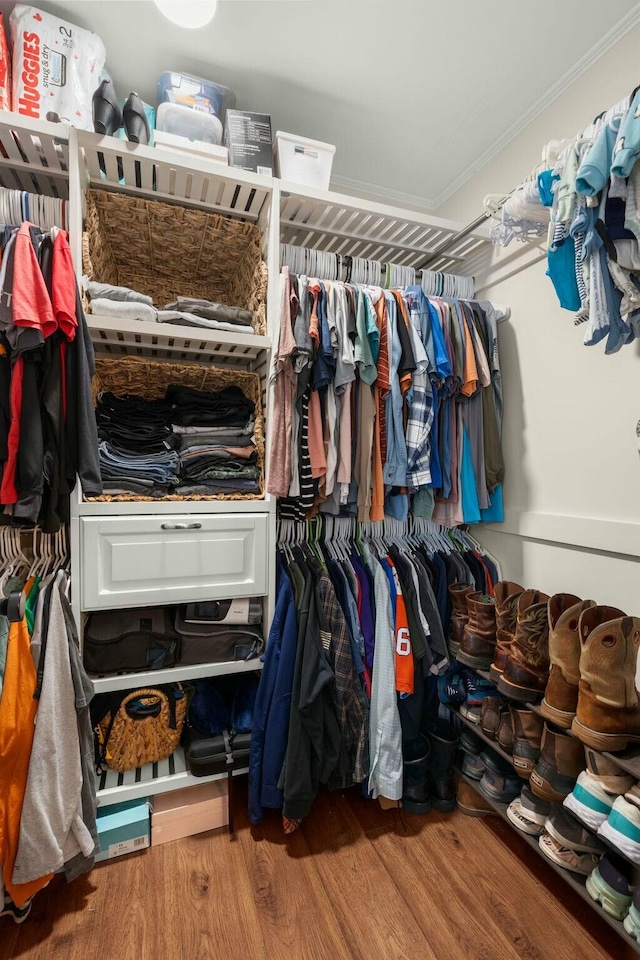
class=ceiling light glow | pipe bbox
[153,0,217,29]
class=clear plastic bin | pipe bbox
[156,102,223,146]
[158,71,235,121]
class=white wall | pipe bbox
[438,24,640,612]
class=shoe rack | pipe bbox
[449,668,640,954]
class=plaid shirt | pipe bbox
[404,294,434,490]
[315,569,369,784]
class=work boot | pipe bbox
[425,719,457,813]
[540,595,594,729]
[510,706,544,779]
[457,778,497,817]
[402,735,432,815]
[498,590,550,702]
[529,723,585,803]
[448,584,477,657]
[457,595,497,671]
[572,606,640,752]
[489,581,524,683]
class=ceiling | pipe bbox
[4,0,640,211]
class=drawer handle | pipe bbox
[161,522,203,530]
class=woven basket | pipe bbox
[83,189,267,336]
[87,356,265,502]
[97,687,187,773]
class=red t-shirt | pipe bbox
[11,223,56,338]
[51,230,77,342]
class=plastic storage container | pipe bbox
[158,71,235,121]
[274,132,336,190]
[156,102,223,146]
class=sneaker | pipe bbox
[585,748,636,795]
[598,795,640,865]
[519,784,551,826]
[461,670,498,706]
[0,897,32,924]
[507,797,544,836]
[539,833,600,876]
[545,807,606,854]
[459,703,482,725]
[586,853,632,920]
[624,888,640,942]
[564,771,615,831]
[438,669,466,705]
[586,854,634,920]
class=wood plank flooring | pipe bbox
[1,780,634,960]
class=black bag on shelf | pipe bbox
[184,726,252,778]
[84,607,181,674]
[174,608,263,665]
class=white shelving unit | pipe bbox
[0,110,492,809]
[91,657,263,695]
[95,747,248,807]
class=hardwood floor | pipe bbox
[1,780,634,960]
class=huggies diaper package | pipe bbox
[10,4,105,129]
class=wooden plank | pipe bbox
[148,826,266,960]
[233,782,350,960]
[299,791,438,960]
[404,809,622,960]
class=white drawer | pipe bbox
[80,514,268,610]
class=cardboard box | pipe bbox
[224,110,273,176]
[152,781,228,846]
[95,798,151,863]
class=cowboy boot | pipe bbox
[572,607,640,752]
[529,723,585,803]
[489,581,524,683]
[497,590,550,702]
[540,595,595,729]
[457,595,497,670]
[448,584,477,657]
[510,706,544,779]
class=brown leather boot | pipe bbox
[510,706,544,780]
[456,777,498,817]
[572,606,640,752]
[489,581,524,683]
[457,595,497,670]
[448,584,477,657]
[481,696,508,741]
[497,590,550,702]
[497,709,514,755]
[540,595,595,729]
[529,724,585,803]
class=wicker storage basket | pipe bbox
[88,356,264,502]
[83,189,267,336]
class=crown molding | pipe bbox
[329,173,436,212]
[431,6,640,210]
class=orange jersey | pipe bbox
[387,558,414,695]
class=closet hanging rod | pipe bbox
[280,241,471,284]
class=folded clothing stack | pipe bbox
[95,384,259,497]
[168,384,260,496]
[85,280,254,331]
